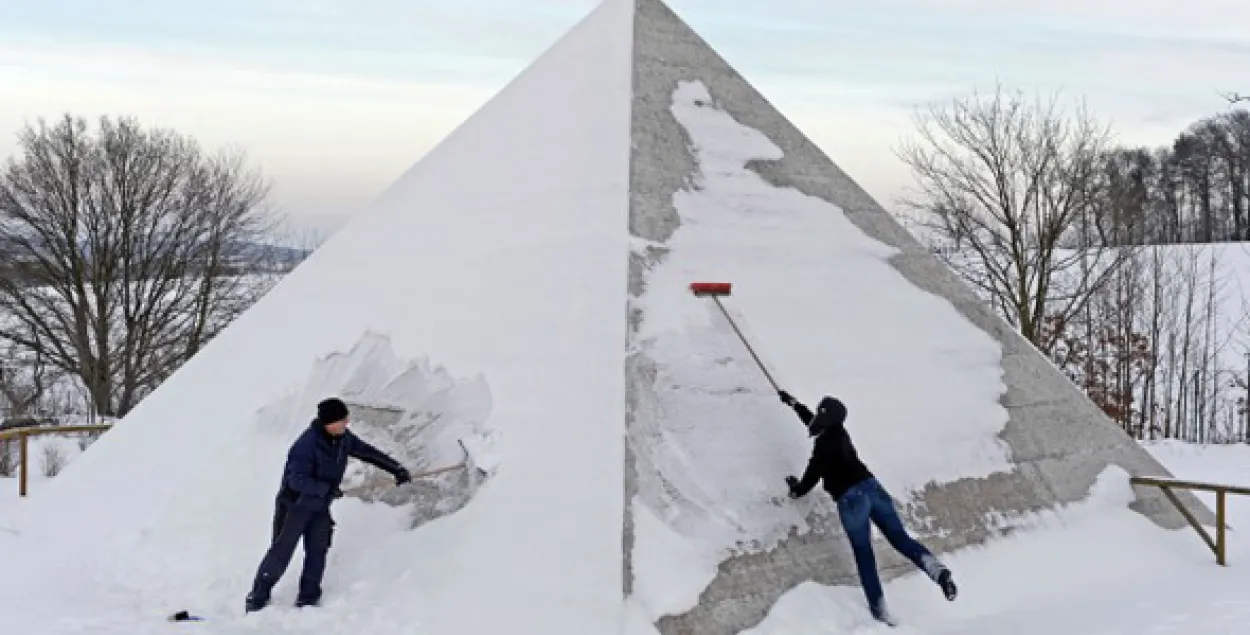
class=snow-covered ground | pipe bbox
[0,433,90,535]
[746,445,1250,634]
[1143,439,1250,531]
[3,437,1247,633]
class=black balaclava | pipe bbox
[808,396,847,437]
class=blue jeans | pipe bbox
[836,478,946,615]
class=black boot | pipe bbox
[244,592,269,613]
[938,569,958,601]
[870,599,898,627]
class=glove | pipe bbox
[785,475,800,498]
[394,467,411,486]
[778,390,795,406]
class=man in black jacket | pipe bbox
[779,390,957,624]
[245,398,411,612]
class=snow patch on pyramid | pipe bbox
[625,79,1012,620]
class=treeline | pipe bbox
[901,85,1250,445]
[1045,244,1248,444]
[1086,110,1250,247]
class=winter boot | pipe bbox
[870,599,898,627]
[244,593,269,613]
[938,569,957,601]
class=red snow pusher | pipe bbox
[689,281,780,391]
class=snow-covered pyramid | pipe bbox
[0,0,1210,633]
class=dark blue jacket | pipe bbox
[279,421,404,511]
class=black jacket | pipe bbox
[279,420,405,511]
[788,399,874,500]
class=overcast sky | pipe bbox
[2,0,1247,241]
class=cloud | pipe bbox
[856,0,1250,42]
[0,0,594,82]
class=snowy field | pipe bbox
[738,440,1250,634]
[0,433,88,536]
[3,438,1248,633]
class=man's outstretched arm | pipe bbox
[348,434,411,483]
[348,434,401,471]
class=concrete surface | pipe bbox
[621,0,1213,633]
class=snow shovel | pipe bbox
[689,281,780,391]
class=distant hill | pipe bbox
[225,240,314,268]
[0,236,314,280]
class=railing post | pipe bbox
[1217,490,1227,566]
[18,431,28,498]
[1131,475,1249,565]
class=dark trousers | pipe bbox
[836,478,946,616]
[248,497,335,604]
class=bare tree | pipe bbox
[41,442,67,477]
[897,85,1130,353]
[0,342,58,421]
[0,335,58,477]
[0,114,278,417]
[913,93,1250,443]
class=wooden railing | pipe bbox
[0,424,112,497]
[1131,475,1250,565]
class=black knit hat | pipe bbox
[317,397,349,425]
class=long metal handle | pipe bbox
[710,295,780,391]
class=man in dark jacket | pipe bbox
[779,390,957,624]
[245,397,411,612]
